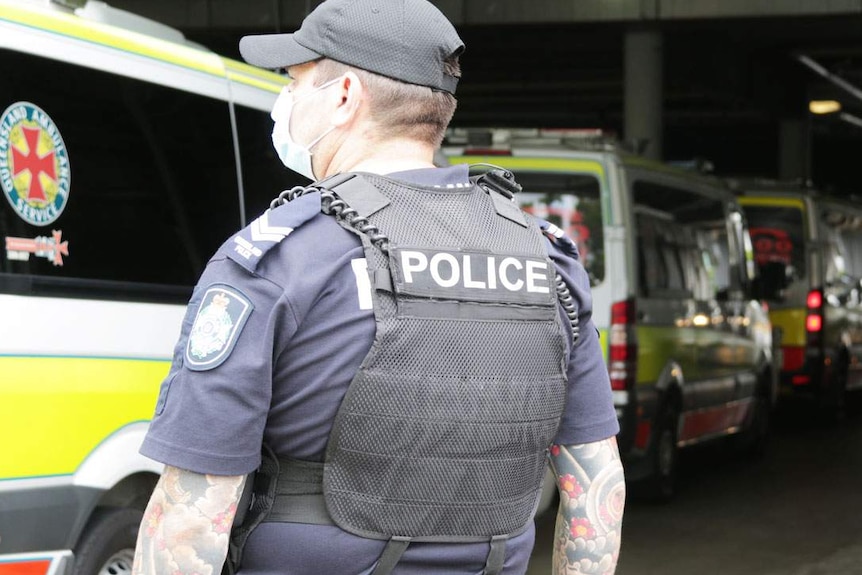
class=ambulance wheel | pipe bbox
[734,392,771,457]
[645,408,679,502]
[73,507,141,575]
[819,356,848,424]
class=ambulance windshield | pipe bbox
[742,205,807,283]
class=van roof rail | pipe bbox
[725,177,817,193]
[444,127,637,154]
[44,0,205,49]
[50,0,86,9]
[667,159,715,174]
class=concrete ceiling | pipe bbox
[111,0,862,196]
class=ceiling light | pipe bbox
[809,100,842,114]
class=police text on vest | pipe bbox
[391,247,553,304]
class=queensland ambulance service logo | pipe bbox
[0,102,70,226]
[6,230,69,266]
[186,285,253,371]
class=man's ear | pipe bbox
[330,71,364,128]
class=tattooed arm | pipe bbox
[132,465,246,575]
[549,437,625,575]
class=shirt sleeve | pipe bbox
[546,237,620,446]
[140,255,293,475]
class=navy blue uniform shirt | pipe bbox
[141,165,618,575]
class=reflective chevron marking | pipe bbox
[250,211,294,242]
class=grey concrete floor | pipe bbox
[527,406,862,575]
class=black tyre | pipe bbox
[644,408,679,502]
[73,507,142,575]
[734,392,771,457]
[819,357,848,424]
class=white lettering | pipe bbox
[15,198,56,224]
[234,245,253,260]
[351,258,373,310]
[396,249,553,296]
[6,250,30,261]
[0,168,12,191]
[401,250,428,283]
[526,260,550,293]
[430,252,460,287]
[10,106,27,124]
[462,255,486,289]
[486,256,497,289]
[499,258,524,291]
[234,236,262,257]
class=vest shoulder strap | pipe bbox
[472,169,528,227]
[318,173,391,218]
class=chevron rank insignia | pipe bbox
[539,219,580,259]
[228,191,322,273]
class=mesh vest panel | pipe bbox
[323,175,568,541]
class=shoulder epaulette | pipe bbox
[538,219,580,260]
[226,191,322,273]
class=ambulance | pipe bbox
[735,181,862,417]
[0,1,293,574]
[443,128,779,500]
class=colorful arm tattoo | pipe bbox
[132,465,247,575]
[549,437,625,575]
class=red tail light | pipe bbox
[806,290,823,310]
[792,375,812,386]
[609,299,637,391]
[806,288,823,335]
[806,315,822,332]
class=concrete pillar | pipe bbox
[778,119,810,181]
[624,28,663,160]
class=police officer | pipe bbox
[132,1,624,574]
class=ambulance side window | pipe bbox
[633,180,726,299]
[234,105,304,221]
[636,212,669,296]
[0,49,242,294]
[699,227,732,300]
[658,227,687,292]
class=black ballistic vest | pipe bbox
[226,172,569,575]
[323,173,568,540]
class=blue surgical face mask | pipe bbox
[270,78,340,180]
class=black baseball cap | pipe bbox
[239,0,464,94]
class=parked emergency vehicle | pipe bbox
[0,1,293,574]
[443,128,779,499]
[735,181,862,416]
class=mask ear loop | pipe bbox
[306,125,336,153]
[302,77,347,178]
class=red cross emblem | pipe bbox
[11,125,56,203]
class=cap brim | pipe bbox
[239,33,322,70]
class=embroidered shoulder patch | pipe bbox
[185,284,253,371]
